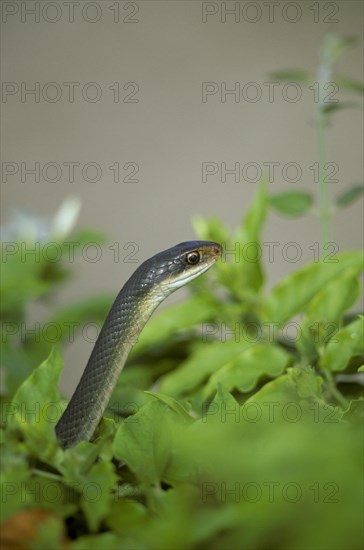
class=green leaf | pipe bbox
[57,443,95,480]
[334,75,364,95]
[293,366,323,400]
[6,348,63,458]
[263,251,364,326]
[0,446,31,522]
[194,384,241,428]
[105,501,149,543]
[0,343,37,398]
[28,516,66,550]
[145,391,194,424]
[16,474,76,519]
[247,367,342,423]
[55,437,117,531]
[193,183,267,300]
[341,398,364,422]
[322,101,358,116]
[192,215,230,247]
[202,344,291,398]
[62,228,107,251]
[336,184,364,208]
[108,366,152,419]
[212,383,240,410]
[81,460,117,532]
[0,242,52,319]
[322,34,357,64]
[233,180,267,291]
[239,181,268,242]
[269,69,311,83]
[112,399,188,484]
[70,533,125,550]
[298,269,362,359]
[269,192,313,216]
[320,317,364,372]
[159,341,253,398]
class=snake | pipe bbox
[55,240,222,448]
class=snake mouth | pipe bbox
[162,245,222,291]
[167,258,217,289]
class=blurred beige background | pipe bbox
[1,0,363,394]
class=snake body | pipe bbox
[55,241,221,448]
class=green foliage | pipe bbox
[297,269,361,360]
[269,34,363,253]
[268,191,313,216]
[320,317,364,372]
[263,250,362,326]
[1,181,363,549]
[335,184,364,208]
[6,348,62,458]
[1,202,113,396]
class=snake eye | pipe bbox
[186,251,200,265]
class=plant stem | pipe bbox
[316,109,330,253]
[322,369,349,409]
[315,59,331,256]
[32,468,62,481]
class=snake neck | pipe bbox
[55,284,164,448]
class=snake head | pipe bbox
[151,240,222,294]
